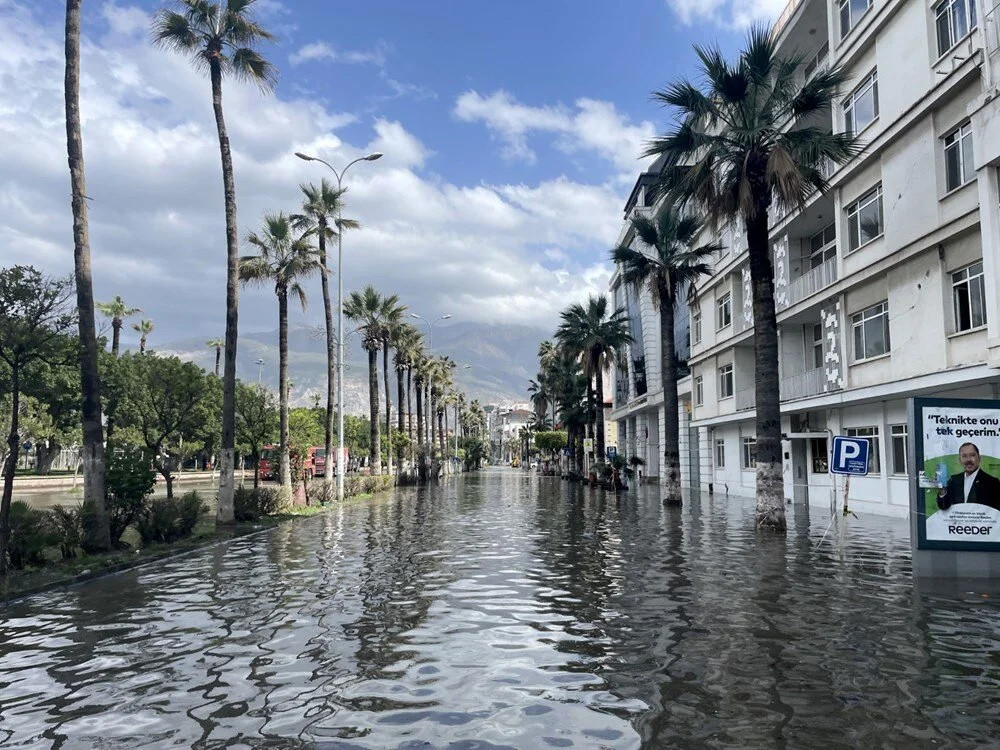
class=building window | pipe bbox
[812,324,825,369]
[936,0,977,57]
[852,301,890,360]
[846,426,881,473]
[890,424,908,475]
[694,375,704,406]
[843,70,878,136]
[840,0,874,38]
[717,292,732,330]
[810,223,837,268]
[944,122,975,192]
[810,438,829,473]
[804,41,830,79]
[719,364,734,399]
[952,261,986,332]
[715,438,726,468]
[846,185,883,251]
[742,436,757,469]
[691,308,702,345]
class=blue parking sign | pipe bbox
[831,436,870,475]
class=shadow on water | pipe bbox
[2,468,1000,748]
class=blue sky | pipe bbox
[0,0,783,347]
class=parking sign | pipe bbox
[831,436,870,475]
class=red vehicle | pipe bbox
[312,447,349,478]
[258,445,277,480]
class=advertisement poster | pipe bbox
[914,398,1000,551]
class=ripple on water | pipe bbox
[1,470,1000,748]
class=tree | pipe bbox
[65,0,110,553]
[0,267,75,572]
[556,296,631,466]
[380,295,406,475]
[206,338,224,377]
[344,285,389,475]
[235,380,277,488]
[391,322,420,474]
[612,205,719,505]
[239,212,321,494]
[292,180,358,482]
[287,407,323,489]
[647,25,858,530]
[133,319,154,354]
[97,296,141,356]
[153,0,277,525]
[113,353,212,498]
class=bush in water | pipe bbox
[6,501,54,570]
[136,492,207,545]
[47,505,82,560]
[233,486,288,522]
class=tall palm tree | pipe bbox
[206,338,224,376]
[527,376,549,422]
[612,205,720,505]
[556,296,632,466]
[379,295,406,475]
[392,323,421,473]
[344,285,387,475]
[65,0,110,551]
[292,180,358,482]
[133,319,154,354]
[238,212,321,493]
[153,0,277,525]
[647,25,858,530]
[96,296,141,356]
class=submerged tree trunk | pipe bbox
[318,224,335,482]
[406,367,414,465]
[0,367,21,573]
[396,365,405,474]
[253,456,260,489]
[430,391,437,457]
[659,283,682,505]
[747,209,786,532]
[65,0,110,553]
[594,350,607,465]
[367,347,381,475]
[210,56,240,525]
[278,288,291,492]
[383,341,392,476]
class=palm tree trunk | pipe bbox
[406,367,414,464]
[278,289,291,492]
[430,391,436,456]
[65,0,109,552]
[253,453,260,489]
[383,342,392,475]
[214,346,221,377]
[594,350,607,465]
[438,408,445,460]
[659,282,682,505]
[318,225,335,482]
[111,320,121,356]
[415,377,424,454]
[0,366,21,573]
[586,374,595,470]
[396,367,405,474]
[139,336,147,354]
[209,57,240,525]
[368,347,381,475]
[747,210,786,532]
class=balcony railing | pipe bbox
[780,367,826,401]
[778,257,838,311]
[735,388,756,412]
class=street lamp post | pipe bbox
[410,313,452,350]
[255,358,265,384]
[295,150,382,502]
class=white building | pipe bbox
[610,0,1000,517]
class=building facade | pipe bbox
[610,0,1000,516]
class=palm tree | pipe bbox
[527,376,549,422]
[153,0,277,525]
[133,319,154,354]
[96,296,141,356]
[379,295,406,475]
[238,212,321,493]
[646,25,858,530]
[65,0,110,551]
[392,323,421,474]
[206,338,224,376]
[292,180,358,482]
[612,205,720,505]
[344,285,387,475]
[556,296,632,466]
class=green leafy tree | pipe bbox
[287,407,323,486]
[235,380,277,488]
[612,205,719,505]
[153,0,278,525]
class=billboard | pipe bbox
[913,398,1000,551]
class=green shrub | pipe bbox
[47,505,82,560]
[305,480,336,506]
[137,492,206,544]
[6,501,54,569]
[93,445,156,548]
[234,486,286,522]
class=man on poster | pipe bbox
[936,442,1000,512]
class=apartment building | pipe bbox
[610,0,1000,516]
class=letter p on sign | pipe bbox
[832,436,870,475]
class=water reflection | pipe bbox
[1,469,999,747]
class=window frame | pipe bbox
[812,323,825,370]
[691,307,703,345]
[718,363,734,399]
[846,426,881,473]
[935,0,978,59]
[943,122,975,193]
[840,0,874,38]
[715,438,726,468]
[694,375,704,406]
[809,223,837,269]
[810,437,829,473]
[742,436,757,470]
[843,69,879,136]
[846,185,884,253]
[851,301,891,361]
[716,292,732,330]
[890,424,908,476]
[951,261,987,333]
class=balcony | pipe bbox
[780,367,826,401]
[735,388,756,412]
[778,257,838,311]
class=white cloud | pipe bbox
[102,1,148,37]
[666,0,787,28]
[0,2,623,350]
[453,90,655,171]
[289,40,388,67]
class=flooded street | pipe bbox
[1,468,999,748]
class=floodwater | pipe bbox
[1,468,999,748]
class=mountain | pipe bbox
[154,322,548,413]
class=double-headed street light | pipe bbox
[295,150,383,502]
[410,312,451,350]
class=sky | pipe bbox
[0,0,786,349]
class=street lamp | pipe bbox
[411,312,451,350]
[296,150,382,502]
[255,358,265,383]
